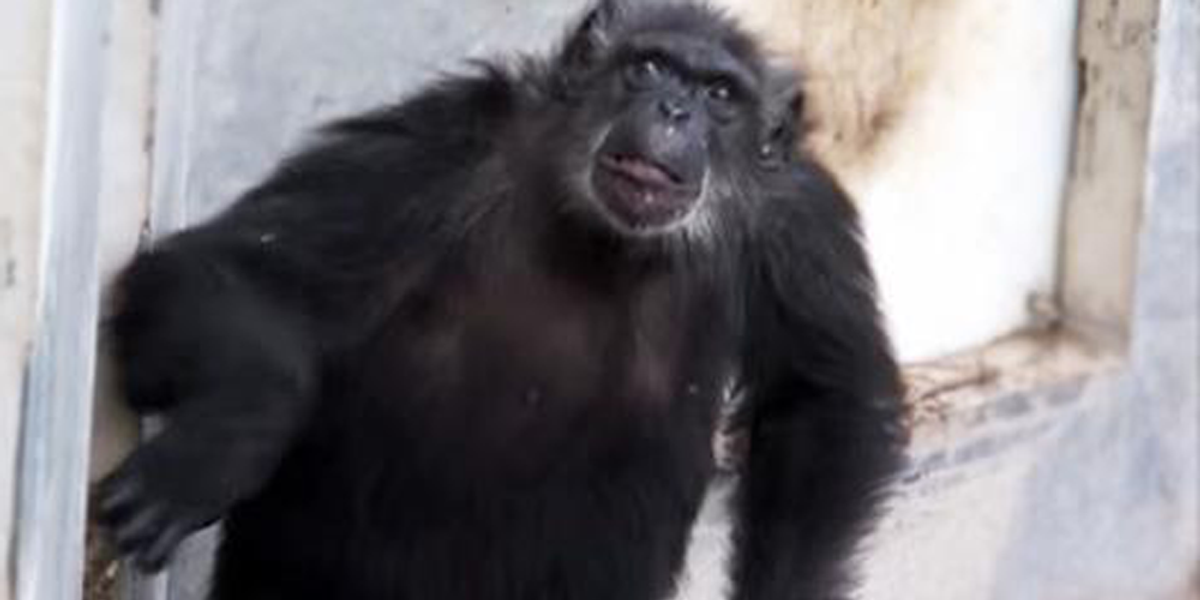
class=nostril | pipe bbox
[658,99,690,123]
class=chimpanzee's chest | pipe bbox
[351,262,734,482]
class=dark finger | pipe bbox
[96,472,144,519]
[135,521,189,572]
[111,503,167,554]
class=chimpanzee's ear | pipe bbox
[758,69,807,167]
[559,0,625,75]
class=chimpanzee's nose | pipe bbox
[658,98,691,123]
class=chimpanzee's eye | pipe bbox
[705,78,741,121]
[707,79,735,103]
[625,57,665,88]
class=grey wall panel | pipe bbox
[153,0,592,227]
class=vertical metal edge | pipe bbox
[13,0,114,598]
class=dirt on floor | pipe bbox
[85,521,119,600]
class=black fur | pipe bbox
[98,2,905,599]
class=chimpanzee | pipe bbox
[98,2,906,599]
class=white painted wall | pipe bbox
[855,0,1079,361]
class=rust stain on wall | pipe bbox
[719,0,958,177]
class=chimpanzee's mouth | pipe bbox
[598,153,683,189]
[592,153,700,230]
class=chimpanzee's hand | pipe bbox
[96,427,276,571]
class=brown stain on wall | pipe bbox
[719,0,958,177]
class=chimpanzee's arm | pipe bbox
[732,162,906,600]
[97,75,507,570]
